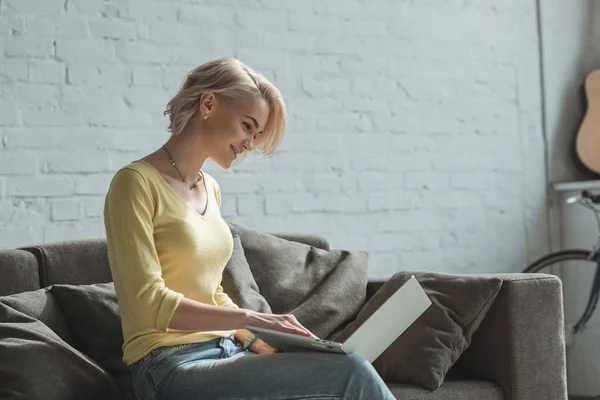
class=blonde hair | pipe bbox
[164,57,286,155]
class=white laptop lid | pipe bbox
[341,275,431,363]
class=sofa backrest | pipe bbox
[0,232,332,297]
[20,239,113,288]
[0,249,41,296]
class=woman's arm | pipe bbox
[233,329,252,346]
[105,169,184,332]
[169,297,317,344]
[168,296,250,331]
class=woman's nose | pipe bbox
[241,137,253,152]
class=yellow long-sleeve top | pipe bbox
[103,159,238,366]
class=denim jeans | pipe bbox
[128,334,396,400]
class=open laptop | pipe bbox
[245,275,431,363]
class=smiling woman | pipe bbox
[103,57,397,400]
[164,57,286,161]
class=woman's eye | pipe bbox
[243,122,251,131]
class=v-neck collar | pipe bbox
[135,159,209,218]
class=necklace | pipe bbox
[161,145,202,190]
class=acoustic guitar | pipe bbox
[574,70,600,178]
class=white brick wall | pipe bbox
[0,0,551,276]
[538,0,598,256]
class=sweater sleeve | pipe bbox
[104,168,184,332]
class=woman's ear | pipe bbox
[199,92,216,115]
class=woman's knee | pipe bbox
[333,354,374,378]
[345,353,371,370]
[330,354,391,400]
[346,354,387,383]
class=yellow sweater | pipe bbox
[103,159,238,366]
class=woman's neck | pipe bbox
[163,131,209,183]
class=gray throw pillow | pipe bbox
[221,235,272,313]
[50,282,131,394]
[0,287,73,344]
[228,223,369,340]
[0,300,127,400]
[332,271,502,390]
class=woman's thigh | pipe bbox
[163,351,377,400]
[130,337,228,400]
[133,336,393,400]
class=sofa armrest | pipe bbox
[367,274,568,400]
[450,274,567,400]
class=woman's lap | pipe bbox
[129,335,394,400]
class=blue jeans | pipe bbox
[128,335,396,400]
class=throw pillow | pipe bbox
[228,222,369,340]
[0,287,73,344]
[50,282,130,393]
[0,301,126,400]
[221,235,272,313]
[332,270,502,390]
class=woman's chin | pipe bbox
[216,157,234,169]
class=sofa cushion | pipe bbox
[268,231,330,251]
[49,282,131,393]
[0,287,73,344]
[221,235,272,313]
[387,378,503,400]
[0,301,126,400]
[333,271,502,390]
[0,249,40,296]
[228,222,368,340]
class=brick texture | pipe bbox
[0,0,549,275]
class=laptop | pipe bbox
[245,275,431,363]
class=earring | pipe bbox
[204,115,209,121]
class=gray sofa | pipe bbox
[0,233,568,400]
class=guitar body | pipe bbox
[574,70,600,178]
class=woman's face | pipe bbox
[200,93,270,169]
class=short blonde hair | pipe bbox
[164,57,286,155]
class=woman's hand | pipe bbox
[249,338,280,354]
[243,311,319,339]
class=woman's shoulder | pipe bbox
[201,171,222,196]
[201,171,223,208]
[201,170,218,186]
[108,160,158,193]
[117,159,161,178]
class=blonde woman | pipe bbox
[104,57,396,400]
